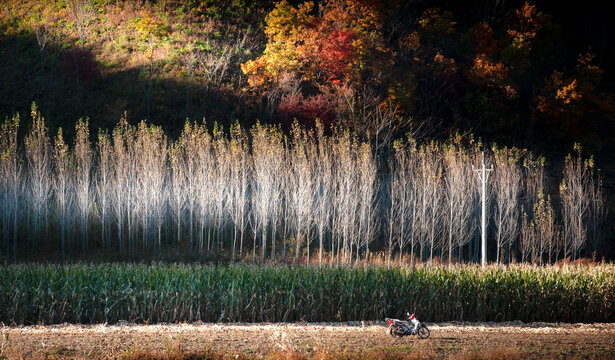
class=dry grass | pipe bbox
[2,322,614,360]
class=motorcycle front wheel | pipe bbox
[417,325,430,339]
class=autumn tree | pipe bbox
[535,52,615,146]
[242,0,390,131]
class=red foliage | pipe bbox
[277,93,336,130]
[318,30,357,82]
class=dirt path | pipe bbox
[1,322,614,359]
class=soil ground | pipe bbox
[1,322,614,359]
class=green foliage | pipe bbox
[0,263,613,324]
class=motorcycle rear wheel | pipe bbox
[387,325,403,338]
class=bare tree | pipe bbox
[250,123,284,260]
[111,116,132,254]
[24,104,52,248]
[33,19,51,64]
[289,124,316,262]
[227,123,250,258]
[8,107,611,265]
[212,128,230,252]
[492,147,521,263]
[169,140,187,245]
[357,142,378,263]
[388,140,413,265]
[52,128,73,257]
[339,86,410,154]
[587,161,606,256]
[0,114,21,262]
[560,144,592,261]
[75,118,92,256]
[66,0,93,49]
[417,142,444,264]
[96,130,112,250]
[520,155,547,263]
[533,193,557,264]
[135,122,167,253]
[443,141,477,264]
[194,123,213,255]
[179,122,206,250]
[385,164,399,266]
[314,122,332,265]
[333,131,361,264]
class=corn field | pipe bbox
[0,104,607,264]
[0,263,613,324]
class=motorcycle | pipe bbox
[385,312,430,339]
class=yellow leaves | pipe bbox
[131,13,169,42]
[265,0,314,40]
[510,35,529,51]
[556,79,582,105]
[241,58,269,88]
[537,70,582,112]
[242,0,315,89]
[322,0,383,35]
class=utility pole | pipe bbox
[473,151,493,268]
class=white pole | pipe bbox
[473,151,493,268]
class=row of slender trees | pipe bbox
[0,105,607,264]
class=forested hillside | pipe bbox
[0,0,614,262]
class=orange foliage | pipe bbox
[470,57,507,85]
[469,56,517,99]
[507,2,540,41]
[433,53,456,77]
[473,23,498,58]
[241,0,388,90]
[556,79,582,105]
